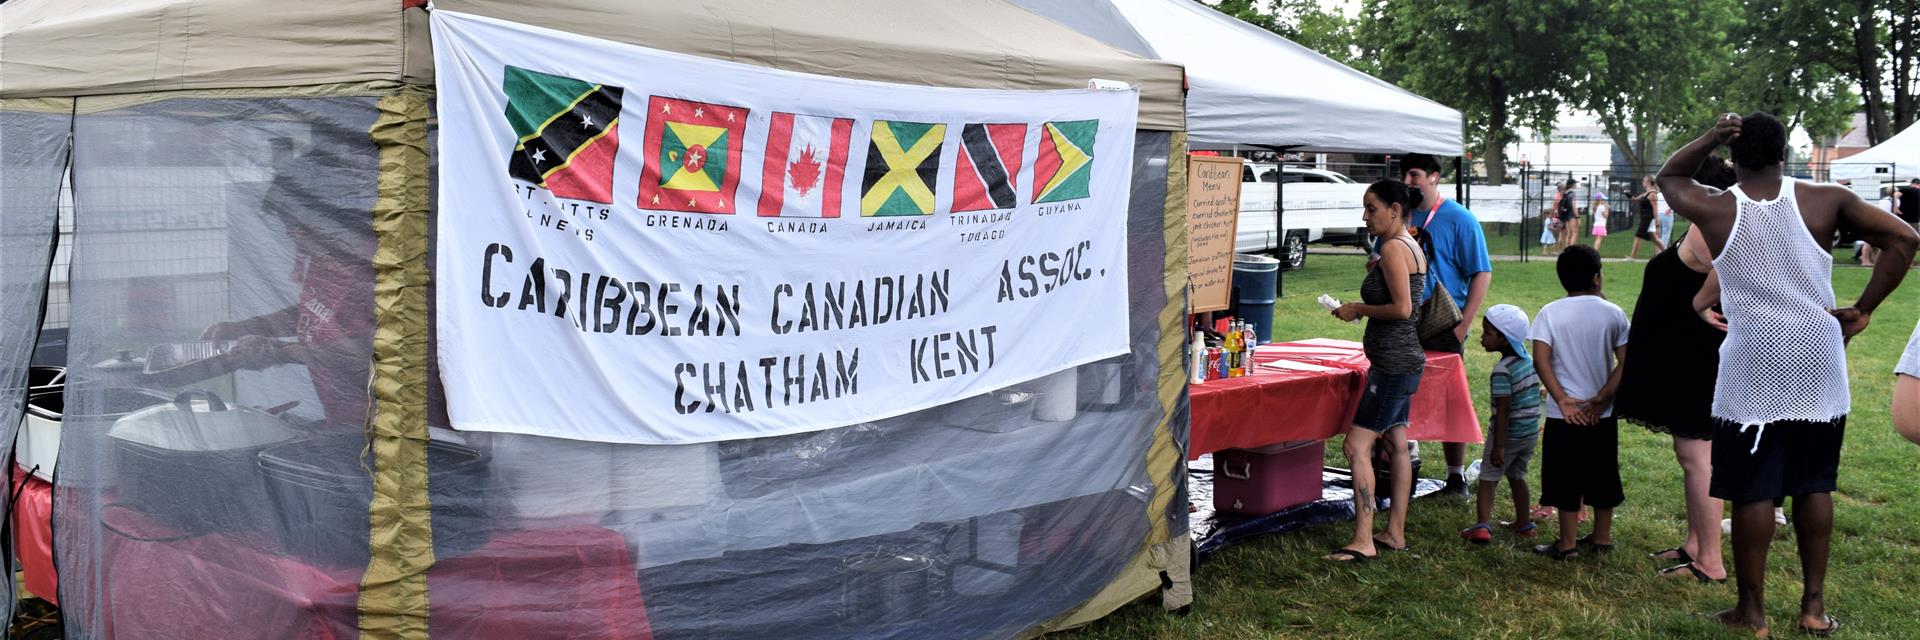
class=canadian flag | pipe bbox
[757,112,853,217]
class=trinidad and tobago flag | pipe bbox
[951,123,1025,212]
[639,96,749,214]
[503,66,623,204]
[757,112,853,217]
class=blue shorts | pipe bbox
[1353,368,1423,433]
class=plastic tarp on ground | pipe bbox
[1831,123,1920,182]
[0,2,1194,638]
[1009,0,1463,154]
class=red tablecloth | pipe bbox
[81,511,652,640]
[13,465,57,605]
[1190,338,1482,458]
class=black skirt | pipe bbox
[1614,245,1723,439]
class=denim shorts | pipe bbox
[1352,368,1423,433]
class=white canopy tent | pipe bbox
[1831,124,1920,183]
[1010,0,1463,154]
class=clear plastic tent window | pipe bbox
[20,94,1181,639]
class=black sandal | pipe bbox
[1532,543,1581,560]
[1321,548,1376,563]
[1576,534,1615,553]
[1650,546,1692,563]
[1659,562,1727,584]
[1373,535,1408,552]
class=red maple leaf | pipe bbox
[787,145,824,196]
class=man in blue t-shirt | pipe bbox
[1403,153,1493,496]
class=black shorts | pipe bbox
[1709,417,1845,505]
[1538,417,1624,510]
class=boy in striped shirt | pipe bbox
[1462,304,1544,544]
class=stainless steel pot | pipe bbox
[839,550,942,629]
[40,386,174,487]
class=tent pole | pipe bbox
[1263,145,1300,299]
[1454,156,1465,204]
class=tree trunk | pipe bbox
[1894,8,1916,131]
[1485,74,1508,187]
[1856,0,1892,144]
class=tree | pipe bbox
[1214,0,1367,71]
[1356,0,1580,185]
[1841,0,1920,143]
[1559,0,1746,179]
[1712,1,1858,143]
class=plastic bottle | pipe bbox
[1189,333,1207,385]
[1226,321,1244,378]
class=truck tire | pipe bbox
[1281,231,1307,271]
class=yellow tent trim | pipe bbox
[358,90,435,640]
[1026,131,1193,636]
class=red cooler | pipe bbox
[1212,441,1325,515]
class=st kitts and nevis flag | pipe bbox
[1033,119,1098,204]
[639,96,749,214]
[861,120,947,216]
[951,123,1025,212]
[757,112,853,217]
[502,66,623,204]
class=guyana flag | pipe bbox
[1033,119,1098,204]
[639,96,749,214]
[503,66,624,204]
[860,120,946,217]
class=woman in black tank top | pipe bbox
[1554,179,1579,250]
[1324,180,1428,562]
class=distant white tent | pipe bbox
[1011,0,1463,154]
[1831,124,1920,182]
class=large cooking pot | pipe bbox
[15,380,173,485]
[258,433,493,566]
[107,390,302,534]
[839,550,943,629]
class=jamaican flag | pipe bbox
[503,66,624,204]
[861,120,946,216]
[1033,120,1097,204]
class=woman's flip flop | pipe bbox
[1373,535,1408,552]
[1650,546,1690,561]
[1321,548,1377,563]
[1659,562,1727,584]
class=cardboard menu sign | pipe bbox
[1187,155,1244,313]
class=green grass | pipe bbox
[1063,254,1920,639]
[1481,219,1691,261]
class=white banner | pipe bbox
[431,11,1137,444]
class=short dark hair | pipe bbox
[1401,153,1444,177]
[1365,179,1425,218]
[1910,178,1919,184]
[1556,245,1602,293]
[1694,153,1737,189]
[1728,111,1787,170]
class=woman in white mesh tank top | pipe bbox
[1658,112,1919,637]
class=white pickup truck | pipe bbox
[1233,163,1369,270]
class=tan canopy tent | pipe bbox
[0,0,1185,129]
[0,1,1193,638]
